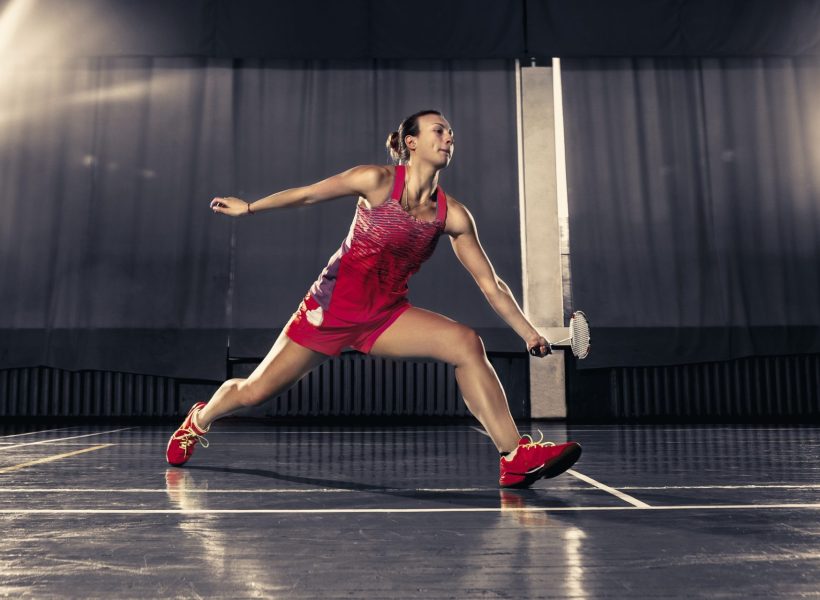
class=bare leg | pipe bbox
[368,307,521,453]
[196,330,328,429]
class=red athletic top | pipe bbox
[308,165,448,322]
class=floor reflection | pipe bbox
[165,468,287,598]
[498,489,588,599]
[563,526,587,598]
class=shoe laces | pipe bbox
[173,427,209,455]
[520,430,555,449]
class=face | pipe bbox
[406,114,455,167]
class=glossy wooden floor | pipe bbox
[2,421,820,598]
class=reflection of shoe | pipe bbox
[164,468,208,513]
[499,433,582,488]
[164,468,194,504]
[166,402,209,466]
[499,489,551,526]
[499,488,531,510]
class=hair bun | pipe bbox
[385,130,401,162]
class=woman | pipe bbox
[166,110,581,488]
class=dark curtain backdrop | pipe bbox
[562,57,820,368]
[0,58,520,379]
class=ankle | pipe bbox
[501,448,518,461]
[192,409,210,433]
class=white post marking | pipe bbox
[515,57,528,315]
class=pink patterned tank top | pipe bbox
[308,165,448,322]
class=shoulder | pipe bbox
[343,164,393,191]
[442,194,474,237]
[347,164,399,208]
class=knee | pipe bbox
[450,326,486,365]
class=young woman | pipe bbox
[166,110,581,488]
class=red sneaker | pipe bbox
[166,402,209,466]
[499,433,582,488]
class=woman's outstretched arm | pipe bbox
[445,197,551,357]
[210,165,390,216]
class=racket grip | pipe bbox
[529,346,553,357]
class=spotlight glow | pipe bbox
[0,0,34,58]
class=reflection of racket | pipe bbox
[530,311,591,359]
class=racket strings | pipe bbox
[569,312,591,359]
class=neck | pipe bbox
[403,161,439,205]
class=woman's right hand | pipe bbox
[210,196,251,217]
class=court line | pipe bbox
[0,441,494,447]
[563,426,820,432]
[0,444,112,474]
[620,484,820,491]
[104,425,820,432]
[567,470,651,508]
[0,486,588,494]
[0,483,817,494]
[4,503,820,515]
[0,427,137,451]
[0,427,75,440]
[207,429,483,434]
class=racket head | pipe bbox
[569,311,591,359]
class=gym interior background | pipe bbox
[1,0,819,424]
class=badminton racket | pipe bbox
[530,311,591,359]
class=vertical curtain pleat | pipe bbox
[0,58,520,378]
[562,57,820,368]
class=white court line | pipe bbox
[0,444,111,474]
[470,426,490,437]
[563,426,820,432]
[207,429,482,434]
[4,504,820,515]
[0,427,74,439]
[620,484,820,491]
[0,484,816,494]
[0,427,138,451]
[0,487,568,494]
[567,470,651,508]
[0,441,493,447]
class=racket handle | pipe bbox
[529,346,553,357]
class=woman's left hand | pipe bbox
[210,196,251,217]
[527,334,552,357]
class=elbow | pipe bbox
[299,187,318,206]
[480,278,505,302]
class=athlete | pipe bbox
[166,110,581,488]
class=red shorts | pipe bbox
[284,293,411,356]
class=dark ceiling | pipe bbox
[3,0,819,59]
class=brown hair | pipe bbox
[385,109,443,164]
